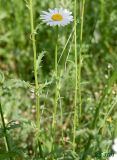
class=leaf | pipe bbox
[0,128,5,138]
[0,32,12,43]
[0,71,5,84]
[36,51,45,71]
[0,149,24,159]
[6,120,22,130]
[0,151,17,159]
[3,79,31,90]
[0,12,7,20]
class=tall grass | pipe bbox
[29,0,40,134]
[81,68,117,160]
[79,0,85,117]
[0,0,117,159]
[73,0,85,151]
[73,0,78,151]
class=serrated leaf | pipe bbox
[3,79,31,90]
[36,51,45,71]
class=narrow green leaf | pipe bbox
[6,121,21,130]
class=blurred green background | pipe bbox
[0,0,117,159]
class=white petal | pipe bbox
[47,22,53,26]
[114,138,117,145]
[48,9,54,14]
[54,8,59,13]
[58,8,63,13]
[109,154,117,160]
[112,144,117,152]
[41,11,50,15]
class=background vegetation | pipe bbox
[0,0,117,159]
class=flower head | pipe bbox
[40,8,73,26]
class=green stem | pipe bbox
[52,26,59,130]
[59,93,64,142]
[79,0,85,117]
[51,26,59,153]
[29,0,40,131]
[0,102,13,160]
[73,0,78,151]
[100,0,104,21]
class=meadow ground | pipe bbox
[0,0,117,160]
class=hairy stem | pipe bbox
[52,26,59,130]
[29,0,40,131]
[73,0,78,151]
[79,0,85,117]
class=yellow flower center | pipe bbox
[51,14,63,21]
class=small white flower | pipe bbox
[40,8,73,26]
[109,154,117,160]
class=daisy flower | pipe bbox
[40,8,73,26]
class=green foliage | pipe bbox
[0,0,117,159]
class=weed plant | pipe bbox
[0,0,117,159]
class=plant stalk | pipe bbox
[79,0,85,117]
[29,0,40,131]
[100,0,104,21]
[73,0,78,151]
[52,26,59,130]
[0,102,13,160]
